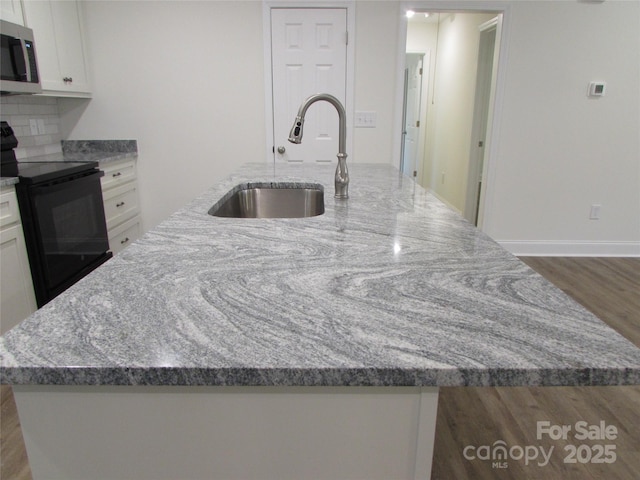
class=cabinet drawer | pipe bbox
[101,159,137,191]
[0,189,20,228]
[103,182,139,230]
[108,216,141,255]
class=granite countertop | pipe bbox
[28,139,138,164]
[19,150,137,165]
[0,177,19,187]
[1,163,639,387]
[0,140,137,185]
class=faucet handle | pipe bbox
[288,116,304,144]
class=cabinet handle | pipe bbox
[112,172,122,178]
[63,77,73,83]
[120,237,130,245]
[116,201,125,207]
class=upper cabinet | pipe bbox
[0,0,25,25]
[22,0,91,97]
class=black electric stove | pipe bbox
[1,121,19,176]
[15,160,112,307]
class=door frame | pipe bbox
[263,1,356,163]
[464,16,499,225]
[395,1,511,233]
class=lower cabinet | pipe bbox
[0,186,37,334]
[100,158,141,255]
[108,215,142,256]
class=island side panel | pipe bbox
[13,385,439,480]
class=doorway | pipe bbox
[400,9,504,228]
[264,4,354,164]
[400,52,427,178]
[465,18,498,225]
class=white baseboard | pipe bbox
[497,240,640,257]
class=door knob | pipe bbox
[277,146,286,154]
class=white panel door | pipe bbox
[400,53,423,177]
[271,8,347,163]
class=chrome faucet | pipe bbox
[288,93,349,199]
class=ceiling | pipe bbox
[407,12,447,24]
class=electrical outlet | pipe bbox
[589,204,601,220]
[29,119,46,135]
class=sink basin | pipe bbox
[209,183,324,218]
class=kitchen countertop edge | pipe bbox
[2,366,639,388]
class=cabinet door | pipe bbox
[108,216,141,255]
[23,0,91,96]
[1,224,37,334]
[0,0,25,25]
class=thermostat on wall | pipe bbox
[588,81,606,97]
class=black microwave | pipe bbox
[1,19,41,95]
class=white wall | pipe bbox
[408,13,493,213]
[62,0,639,255]
[61,1,266,231]
[62,0,401,231]
[399,0,639,255]
[352,1,400,164]
[433,13,493,213]
[486,0,640,254]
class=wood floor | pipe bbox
[431,257,640,480]
[1,257,638,480]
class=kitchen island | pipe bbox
[2,163,639,479]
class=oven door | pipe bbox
[28,170,110,297]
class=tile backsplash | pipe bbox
[0,96,62,159]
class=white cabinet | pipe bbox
[0,0,25,25]
[108,216,141,256]
[0,186,37,335]
[22,0,91,97]
[100,158,142,255]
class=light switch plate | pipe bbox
[355,111,376,128]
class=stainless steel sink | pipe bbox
[209,183,324,218]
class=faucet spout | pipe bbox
[288,93,349,199]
